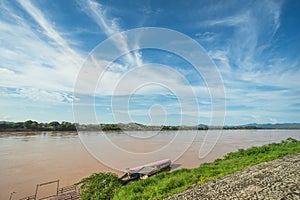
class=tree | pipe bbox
[49,121,60,130]
[77,172,122,200]
[101,124,121,131]
[24,120,38,130]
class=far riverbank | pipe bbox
[2,120,300,132]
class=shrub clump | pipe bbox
[77,172,122,200]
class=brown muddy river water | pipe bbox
[1,129,299,199]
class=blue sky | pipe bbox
[1,0,300,125]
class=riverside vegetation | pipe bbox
[76,138,300,200]
[2,120,300,132]
[0,121,187,132]
[0,120,77,131]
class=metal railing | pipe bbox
[17,180,80,200]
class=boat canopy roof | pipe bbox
[125,159,171,174]
[138,166,157,175]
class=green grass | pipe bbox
[113,138,300,200]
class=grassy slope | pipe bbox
[113,138,300,200]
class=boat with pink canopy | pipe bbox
[120,159,171,184]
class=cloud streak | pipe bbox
[76,0,143,68]
[202,13,250,27]
[17,0,81,61]
[197,0,300,124]
[0,0,84,103]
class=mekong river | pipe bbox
[0,129,299,199]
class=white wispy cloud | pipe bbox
[102,63,221,104]
[195,32,218,42]
[0,0,84,103]
[73,0,218,123]
[1,88,75,103]
[17,0,81,61]
[201,1,282,72]
[76,0,143,68]
[202,13,250,27]
[198,0,300,124]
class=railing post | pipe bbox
[34,184,38,200]
[56,180,59,196]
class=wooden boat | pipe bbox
[120,159,171,184]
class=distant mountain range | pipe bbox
[241,123,300,129]
[217,123,300,129]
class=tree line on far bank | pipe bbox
[0,120,76,131]
[2,120,297,132]
[0,121,191,132]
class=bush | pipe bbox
[77,172,122,200]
